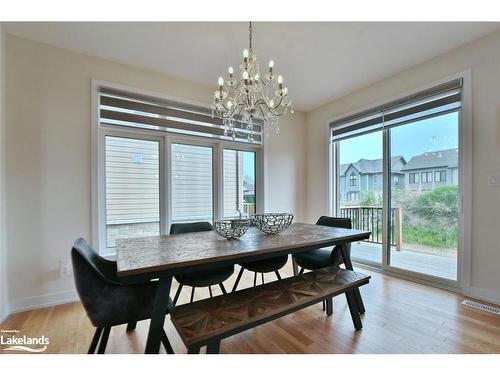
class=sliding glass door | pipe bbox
[337,131,383,265]
[388,112,459,280]
[331,79,463,286]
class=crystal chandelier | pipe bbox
[212,22,294,142]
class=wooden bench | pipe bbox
[170,266,370,354]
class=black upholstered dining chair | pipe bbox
[293,216,352,274]
[292,216,359,313]
[231,255,289,292]
[71,238,174,354]
[170,222,235,305]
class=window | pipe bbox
[104,136,160,248]
[435,170,446,182]
[347,192,359,202]
[223,150,256,219]
[330,77,463,283]
[409,173,420,184]
[421,171,433,183]
[171,143,213,222]
[349,172,357,186]
[94,83,263,254]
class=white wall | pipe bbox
[265,110,306,219]
[0,23,8,322]
[3,34,306,315]
[305,30,500,303]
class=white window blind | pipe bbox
[171,143,213,222]
[105,136,160,247]
[331,79,463,141]
[99,86,263,144]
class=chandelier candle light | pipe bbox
[212,22,294,142]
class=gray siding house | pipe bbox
[402,148,458,192]
[339,156,406,202]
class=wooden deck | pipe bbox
[351,242,457,280]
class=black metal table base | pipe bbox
[145,276,173,354]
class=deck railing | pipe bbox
[243,203,256,217]
[339,206,403,251]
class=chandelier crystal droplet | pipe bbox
[211,22,294,142]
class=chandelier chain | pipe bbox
[249,22,252,52]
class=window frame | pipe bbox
[421,171,433,183]
[435,170,446,182]
[222,148,257,220]
[92,81,264,256]
[409,172,420,184]
[327,71,473,295]
[349,172,357,186]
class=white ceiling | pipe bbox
[4,22,499,111]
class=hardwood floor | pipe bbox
[1,262,499,354]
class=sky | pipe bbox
[242,151,255,183]
[338,112,459,164]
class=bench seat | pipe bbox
[170,266,370,353]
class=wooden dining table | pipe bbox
[115,222,371,354]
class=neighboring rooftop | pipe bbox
[340,156,406,176]
[402,149,458,171]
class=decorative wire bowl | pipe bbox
[251,213,294,235]
[213,219,251,239]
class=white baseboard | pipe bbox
[7,290,79,315]
[467,286,500,305]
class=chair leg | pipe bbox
[206,341,220,354]
[253,272,257,287]
[219,283,227,294]
[97,326,111,354]
[208,285,213,298]
[261,273,264,284]
[275,270,282,280]
[161,329,174,354]
[325,297,333,316]
[232,267,244,292]
[173,284,183,306]
[322,300,326,311]
[88,327,103,354]
[187,346,200,354]
[126,322,137,332]
[299,267,305,275]
[345,290,363,330]
[190,287,195,303]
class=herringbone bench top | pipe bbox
[170,267,370,348]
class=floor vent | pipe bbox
[462,300,500,315]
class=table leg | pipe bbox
[292,257,299,276]
[345,290,363,330]
[339,243,366,314]
[145,276,173,354]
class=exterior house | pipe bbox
[339,156,406,203]
[402,148,458,192]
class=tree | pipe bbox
[414,186,459,227]
[359,191,381,206]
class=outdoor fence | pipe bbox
[243,202,256,217]
[339,206,403,251]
